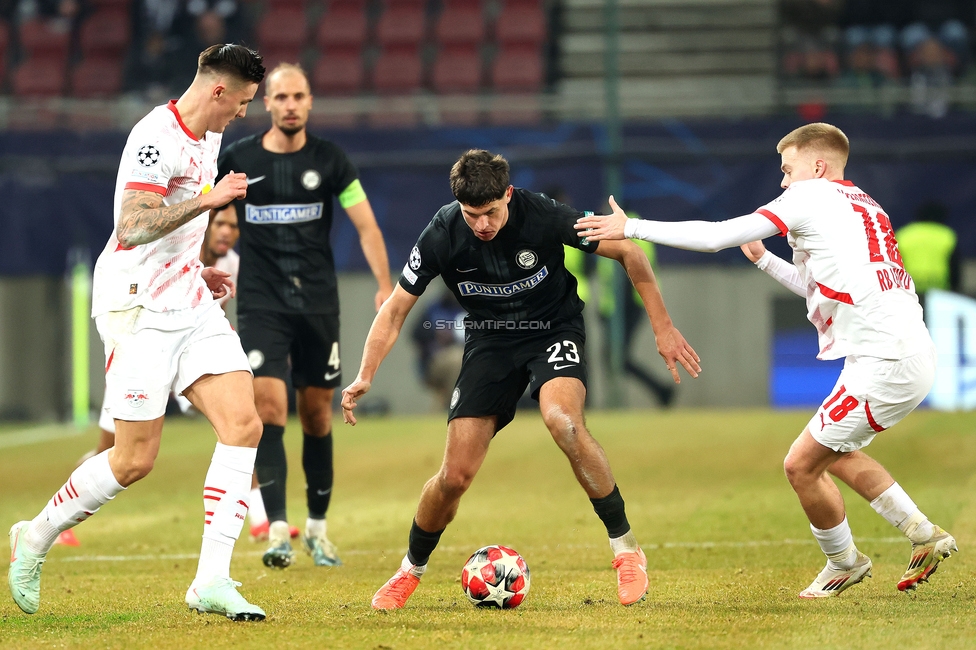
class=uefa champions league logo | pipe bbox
[136,145,160,167]
[409,246,422,270]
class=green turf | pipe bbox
[1,409,975,649]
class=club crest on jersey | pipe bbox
[450,388,460,408]
[302,169,322,190]
[124,389,149,408]
[136,145,160,167]
[248,349,265,370]
[516,249,538,269]
[409,246,422,270]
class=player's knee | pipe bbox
[222,410,263,447]
[543,406,581,446]
[437,465,476,498]
[783,452,811,486]
[300,407,332,436]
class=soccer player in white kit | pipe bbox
[8,44,269,620]
[575,123,956,598]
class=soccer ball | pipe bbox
[460,545,530,609]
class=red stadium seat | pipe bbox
[264,0,306,9]
[434,6,485,48]
[382,0,427,8]
[490,47,543,92]
[70,58,124,98]
[312,51,364,95]
[256,9,308,51]
[260,48,305,73]
[376,6,427,48]
[79,10,131,58]
[432,49,481,93]
[19,19,71,60]
[315,7,368,52]
[372,49,423,94]
[12,58,66,97]
[500,0,542,9]
[495,6,547,47]
[442,0,482,8]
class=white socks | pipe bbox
[24,450,124,555]
[869,482,935,543]
[194,443,257,584]
[248,486,267,526]
[306,517,326,539]
[811,517,858,570]
[610,530,640,556]
[402,553,426,578]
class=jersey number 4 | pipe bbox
[853,203,903,268]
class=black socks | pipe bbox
[590,484,631,538]
[303,431,334,519]
[255,424,287,523]
[406,519,445,566]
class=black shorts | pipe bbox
[237,310,342,389]
[448,319,588,433]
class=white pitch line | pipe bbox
[0,424,86,449]
[54,538,907,563]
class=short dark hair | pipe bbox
[198,44,265,85]
[450,150,510,207]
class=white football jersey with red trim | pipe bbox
[92,101,222,317]
[757,178,929,360]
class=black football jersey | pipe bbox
[216,133,359,314]
[399,188,600,335]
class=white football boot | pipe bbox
[897,525,957,591]
[186,577,266,621]
[798,550,872,598]
[8,521,46,614]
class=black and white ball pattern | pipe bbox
[136,145,161,167]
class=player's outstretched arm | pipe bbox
[741,240,806,297]
[341,285,419,425]
[116,172,248,247]
[575,197,780,252]
[594,239,701,383]
[345,198,394,310]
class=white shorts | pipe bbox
[808,343,936,453]
[97,302,251,422]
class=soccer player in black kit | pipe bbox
[341,150,701,609]
[214,63,393,568]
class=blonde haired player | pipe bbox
[8,44,269,620]
[575,122,956,598]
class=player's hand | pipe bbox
[340,378,372,426]
[740,240,766,263]
[204,170,248,209]
[374,285,393,312]
[655,325,701,384]
[202,266,235,300]
[574,195,628,241]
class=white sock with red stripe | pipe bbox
[23,450,124,555]
[193,443,256,584]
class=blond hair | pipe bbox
[776,123,850,167]
[265,62,310,94]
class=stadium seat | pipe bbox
[79,10,131,58]
[434,5,485,48]
[382,0,427,8]
[500,0,542,9]
[490,47,543,92]
[260,48,305,72]
[495,6,547,47]
[256,9,308,52]
[372,49,423,94]
[88,0,131,8]
[312,51,364,95]
[70,58,124,98]
[12,58,66,97]
[432,49,482,94]
[376,6,427,49]
[18,19,71,60]
[315,7,368,52]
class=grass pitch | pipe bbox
[1,408,975,649]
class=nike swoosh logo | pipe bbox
[246,175,266,186]
[324,371,340,380]
[258,480,275,488]
[553,363,577,370]
[456,268,478,273]
[315,489,332,496]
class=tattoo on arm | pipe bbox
[117,190,207,247]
